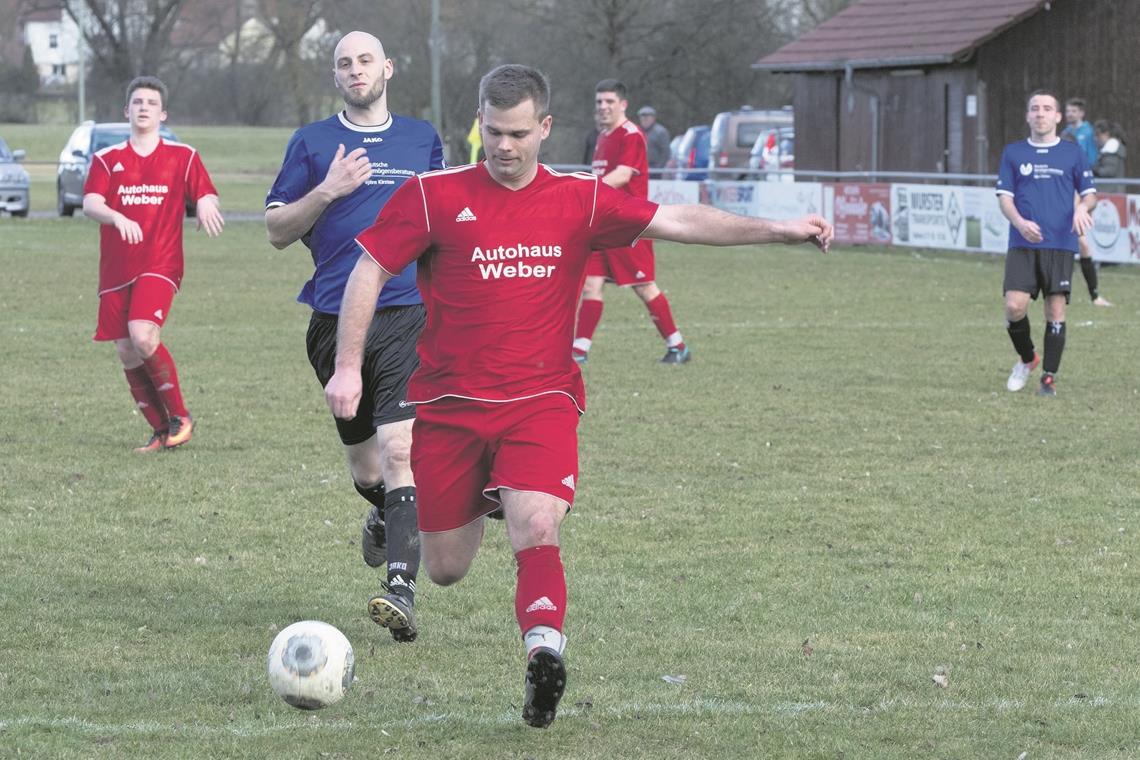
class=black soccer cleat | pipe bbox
[368,589,417,643]
[659,345,691,365]
[522,647,566,728]
[361,504,387,568]
[1037,373,1057,397]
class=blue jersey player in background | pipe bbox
[265,30,444,642]
[996,89,1095,398]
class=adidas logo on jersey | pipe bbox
[154,309,164,319]
[561,474,575,491]
[112,162,125,172]
[455,207,477,222]
[635,270,647,279]
[526,596,558,613]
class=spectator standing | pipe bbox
[637,105,671,170]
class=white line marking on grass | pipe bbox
[2,695,1132,737]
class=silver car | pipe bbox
[57,120,178,216]
[0,135,30,218]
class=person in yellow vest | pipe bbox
[467,115,483,163]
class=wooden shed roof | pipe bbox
[755,0,1047,71]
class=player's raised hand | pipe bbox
[195,194,225,237]
[320,143,374,200]
[784,214,833,253]
[325,369,363,421]
[114,213,144,244]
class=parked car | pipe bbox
[57,120,180,216]
[709,106,793,178]
[748,127,795,181]
[0,135,30,217]
[674,125,710,181]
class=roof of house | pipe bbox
[754,0,1047,72]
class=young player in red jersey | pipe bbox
[572,79,690,365]
[83,76,224,452]
[325,65,830,728]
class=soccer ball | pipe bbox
[266,620,355,710]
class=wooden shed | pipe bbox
[754,0,1139,175]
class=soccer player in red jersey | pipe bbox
[83,76,224,452]
[325,65,830,728]
[572,79,690,365]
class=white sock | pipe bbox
[524,625,566,657]
[666,331,684,348]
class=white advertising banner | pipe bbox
[1087,194,1132,263]
[702,181,759,217]
[648,179,700,206]
[754,181,824,220]
[890,184,967,250]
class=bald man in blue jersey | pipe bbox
[996,89,1095,398]
[265,31,444,641]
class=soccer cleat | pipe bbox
[1037,373,1057,397]
[1005,352,1040,392]
[571,350,588,364]
[659,345,691,365]
[163,415,194,448]
[133,430,167,453]
[368,588,417,643]
[1092,296,1113,307]
[523,646,566,728]
[361,505,387,568]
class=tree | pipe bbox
[60,0,185,117]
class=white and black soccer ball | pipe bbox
[267,620,355,710]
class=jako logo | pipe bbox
[362,137,383,144]
[1019,163,1033,176]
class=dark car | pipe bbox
[674,125,710,181]
[0,135,30,217]
[57,120,180,216]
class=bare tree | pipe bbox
[60,0,184,117]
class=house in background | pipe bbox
[754,0,1139,175]
[20,5,80,87]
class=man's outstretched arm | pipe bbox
[325,254,393,419]
[644,203,832,252]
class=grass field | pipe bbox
[1,217,1138,758]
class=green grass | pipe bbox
[1,219,1138,759]
[1,123,293,215]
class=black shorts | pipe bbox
[306,304,425,445]
[1002,248,1073,302]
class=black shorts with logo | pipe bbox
[306,304,425,445]
[1002,247,1073,302]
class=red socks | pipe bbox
[515,545,567,636]
[573,299,604,356]
[646,293,683,347]
[124,366,168,432]
[141,344,189,419]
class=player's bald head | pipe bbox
[333,31,386,66]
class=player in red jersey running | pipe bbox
[325,65,830,728]
[83,76,224,452]
[572,79,689,365]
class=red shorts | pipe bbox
[94,276,177,341]
[410,393,580,533]
[587,239,656,286]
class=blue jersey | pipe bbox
[995,138,1095,253]
[266,112,445,313]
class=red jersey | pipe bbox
[355,163,658,411]
[592,119,649,199]
[84,138,217,294]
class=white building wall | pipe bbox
[24,14,81,85]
